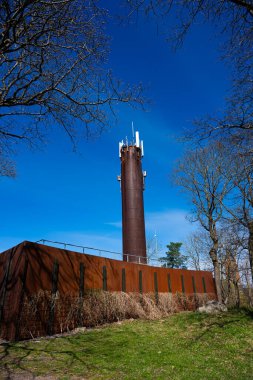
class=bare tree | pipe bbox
[218,221,247,307]
[0,0,144,176]
[175,143,231,302]
[219,152,253,283]
[184,230,213,271]
[239,256,253,305]
[126,1,253,66]
[191,100,253,159]
[0,146,15,177]
[126,1,253,154]
[127,0,253,291]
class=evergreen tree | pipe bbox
[160,242,187,269]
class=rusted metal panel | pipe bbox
[121,145,147,264]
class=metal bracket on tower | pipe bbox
[117,175,121,189]
[143,170,147,190]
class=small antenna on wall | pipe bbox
[132,121,134,142]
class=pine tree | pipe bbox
[160,242,187,269]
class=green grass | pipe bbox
[1,309,253,379]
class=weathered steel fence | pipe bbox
[0,241,217,341]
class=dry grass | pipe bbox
[17,290,212,340]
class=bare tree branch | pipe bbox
[0,0,145,176]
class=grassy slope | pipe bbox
[0,310,253,380]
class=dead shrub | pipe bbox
[157,293,178,315]
[17,291,215,339]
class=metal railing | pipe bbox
[36,239,164,266]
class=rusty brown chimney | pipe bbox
[118,131,147,264]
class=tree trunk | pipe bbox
[209,247,222,302]
[225,250,240,307]
[234,279,240,308]
[231,263,240,308]
[248,223,253,284]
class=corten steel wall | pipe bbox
[0,241,216,340]
[121,145,147,263]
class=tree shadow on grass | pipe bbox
[237,307,253,319]
[0,341,35,380]
[0,337,98,380]
[186,309,253,350]
[189,318,241,344]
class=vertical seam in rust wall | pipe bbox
[192,276,196,294]
[79,263,85,298]
[181,275,185,294]
[202,277,207,293]
[167,273,172,293]
[122,268,126,292]
[15,258,29,340]
[47,260,59,336]
[102,266,107,291]
[139,270,143,294]
[79,263,85,326]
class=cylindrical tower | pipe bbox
[118,131,147,264]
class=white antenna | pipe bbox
[132,121,134,142]
[141,140,144,156]
[119,140,123,157]
[135,131,140,148]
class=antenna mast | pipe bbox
[118,129,147,264]
[131,121,135,143]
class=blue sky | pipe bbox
[0,5,230,258]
